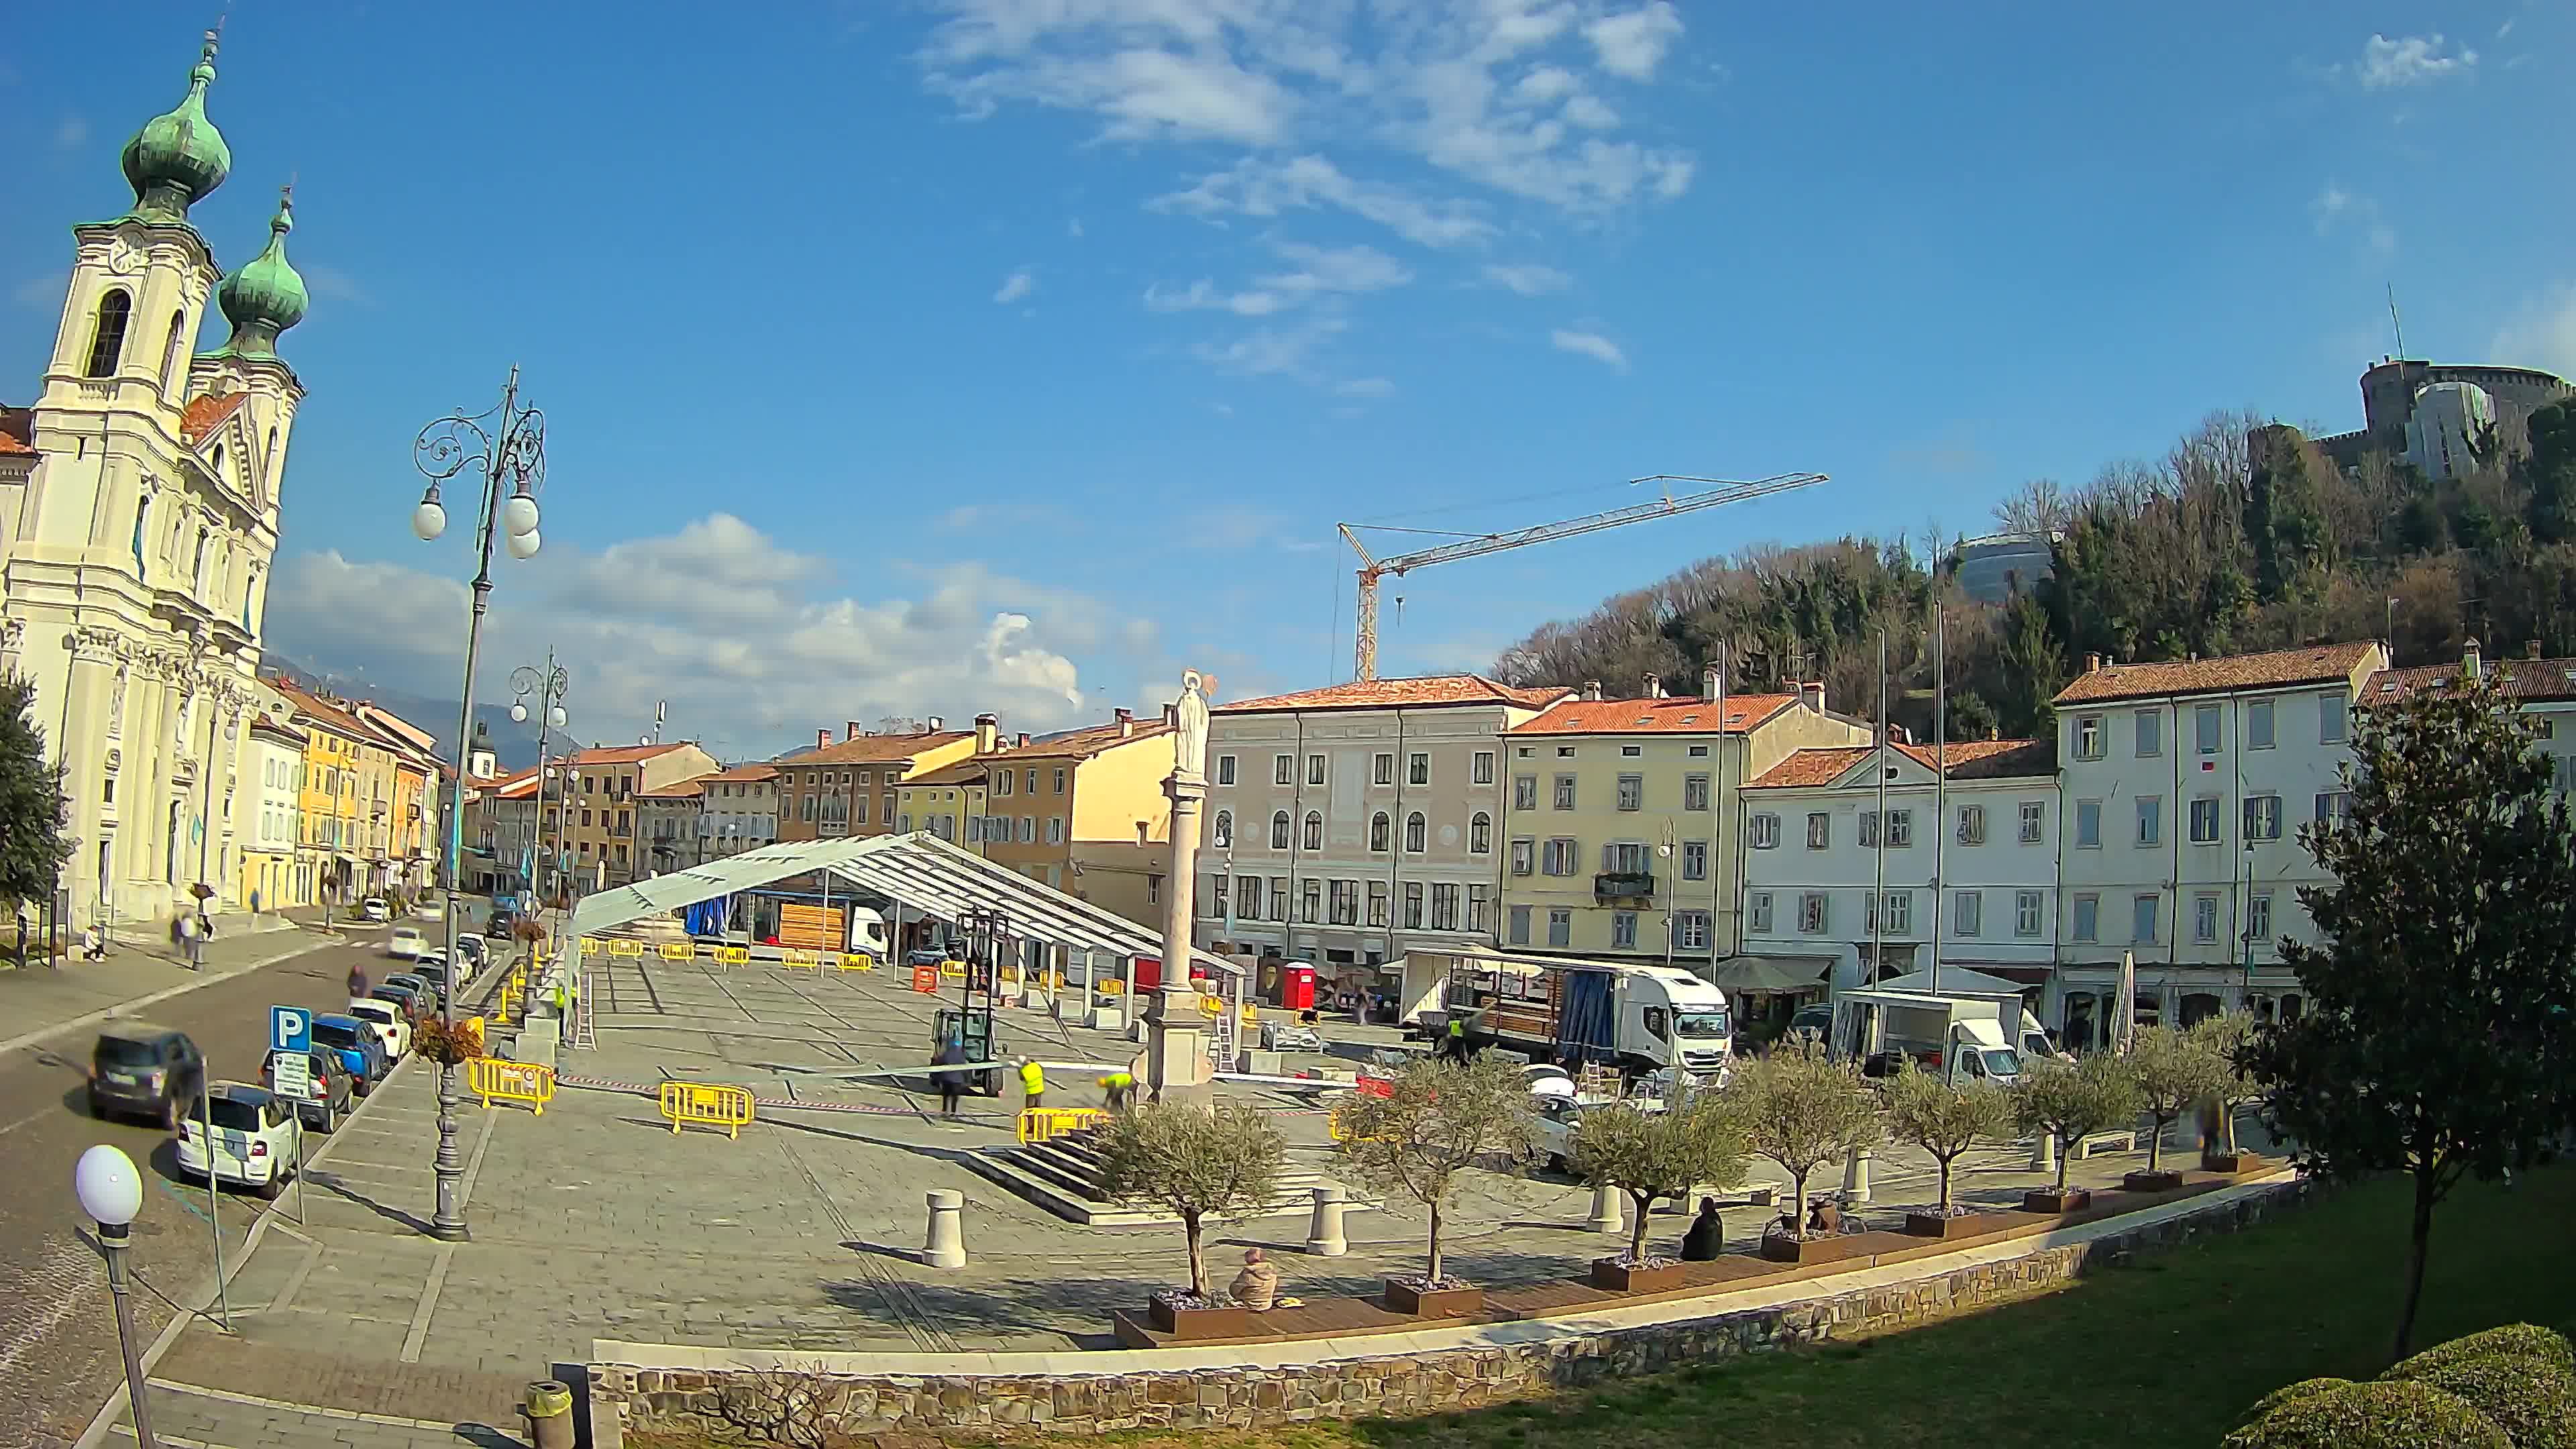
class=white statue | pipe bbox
[1174,669,1211,781]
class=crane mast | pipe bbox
[1340,472,1825,682]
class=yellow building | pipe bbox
[277,682,368,906]
[1499,675,1870,964]
[561,742,720,890]
[896,712,1004,853]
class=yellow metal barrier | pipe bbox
[714,945,750,966]
[1327,1102,1393,1144]
[1015,1107,1109,1144]
[782,949,820,968]
[938,959,966,978]
[467,1057,555,1115]
[1239,1002,1260,1025]
[608,938,643,957]
[1097,978,1124,996]
[1197,993,1222,1017]
[659,1081,756,1138]
[580,936,602,957]
[659,941,694,961]
[838,953,873,971]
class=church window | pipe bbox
[193,529,209,596]
[86,290,132,378]
[131,496,150,575]
[160,311,186,392]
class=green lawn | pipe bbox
[1080,1167,2576,1449]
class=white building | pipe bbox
[2048,641,2385,1049]
[241,710,303,912]
[2375,641,2576,791]
[1199,675,1568,976]
[1,34,311,927]
[1736,739,2061,1027]
[696,762,779,859]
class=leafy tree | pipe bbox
[1730,1042,1880,1236]
[1568,1097,1748,1266]
[0,675,70,915]
[1879,1061,2013,1212]
[2009,1054,2139,1195]
[1096,1102,1286,1301]
[2188,1010,2266,1158]
[2247,667,2576,1362]
[1332,1054,1533,1286]
[2124,1024,2227,1173]
[2524,399,2576,545]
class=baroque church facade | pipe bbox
[0,32,312,928]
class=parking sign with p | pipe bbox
[271,1005,311,1055]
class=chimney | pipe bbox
[1162,702,1178,729]
[1701,664,1721,702]
[2465,637,2483,680]
[1581,679,1603,702]
[926,715,944,731]
[1016,732,1030,748]
[2529,639,2543,660]
[816,729,830,751]
[845,720,862,741]
[1801,681,1825,713]
[1641,673,1663,699]
[2084,653,2102,674]
[1115,706,1134,737]
[975,712,999,754]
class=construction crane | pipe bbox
[1338,472,1825,682]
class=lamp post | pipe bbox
[412,368,546,1242]
[510,657,570,906]
[75,1144,156,1449]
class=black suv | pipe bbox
[90,1023,205,1128]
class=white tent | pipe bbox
[1864,965,2031,999]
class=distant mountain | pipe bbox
[262,655,549,770]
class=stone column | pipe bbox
[1304,1184,1350,1255]
[922,1189,966,1269]
[1148,672,1214,1104]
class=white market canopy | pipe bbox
[568,830,1245,977]
[1864,965,2030,998]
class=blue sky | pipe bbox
[6,3,2571,759]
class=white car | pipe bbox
[413,896,445,920]
[387,925,427,960]
[344,998,411,1059]
[177,1083,302,1199]
[360,897,391,922]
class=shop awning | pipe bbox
[1712,955,1833,994]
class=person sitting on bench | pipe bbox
[1230,1247,1279,1311]
[1680,1197,1724,1260]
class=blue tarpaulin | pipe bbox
[1555,970,1617,1064]
[682,895,730,938]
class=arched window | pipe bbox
[86,289,133,378]
[264,425,278,481]
[211,444,225,478]
[131,494,150,574]
[1405,811,1427,853]
[159,310,186,392]
[1270,810,1291,849]
[1470,811,1492,854]
[1302,811,1323,851]
[1212,809,1232,849]
[1369,811,1391,852]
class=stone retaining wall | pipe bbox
[596,1179,2308,1443]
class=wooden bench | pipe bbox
[2074,1128,2140,1159]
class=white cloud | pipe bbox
[262,515,1152,755]
[2357,33,2477,89]
[2491,282,2576,381]
[993,268,1036,303]
[302,264,372,305]
[1334,376,1397,398]
[1550,327,1627,370]
[1147,278,1287,316]
[1584,3,1684,80]
[1189,315,1348,378]
[2311,181,2396,256]
[1152,154,1496,250]
[1561,94,1620,129]
[55,117,89,149]
[1513,66,1580,104]
[1481,262,1571,295]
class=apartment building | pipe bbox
[2373,639,2576,789]
[896,713,1006,851]
[1736,738,2058,1029]
[352,702,439,892]
[991,712,1175,928]
[1200,675,1569,971]
[773,723,975,847]
[561,741,720,890]
[2049,641,2385,1047]
[696,762,780,859]
[241,712,306,911]
[639,777,706,876]
[1501,672,1870,967]
[274,683,378,906]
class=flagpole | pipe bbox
[1931,607,1945,997]
[1872,629,1886,985]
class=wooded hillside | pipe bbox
[1490,400,2576,742]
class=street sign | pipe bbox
[270,1005,311,1056]
[272,1051,310,1099]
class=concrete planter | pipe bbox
[2023,1187,2092,1215]
[1147,1299,1251,1340]
[1383,1279,1484,1318]
[1904,1210,2017,1240]
[1760,1232,1868,1265]
[1590,1258,1684,1293]
[2121,1169,2186,1193]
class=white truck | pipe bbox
[1828,987,2057,1087]
[1400,949,1733,1077]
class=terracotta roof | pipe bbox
[703,763,778,784]
[2052,643,2379,706]
[1217,675,1569,714]
[2369,657,2576,704]
[1750,738,2053,788]
[178,392,247,445]
[566,742,704,766]
[490,767,543,800]
[638,777,708,800]
[1510,693,1799,737]
[272,681,372,742]
[773,731,971,768]
[906,757,994,788]
[0,407,31,455]
[1008,718,1173,761]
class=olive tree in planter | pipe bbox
[1332,1052,1532,1316]
[2009,1053,2138,1213]
[2189,1010,2265,1171]
[1733,1040,1882,1262]
[1880,1061,2015,1236]
[2123,1023,2228,1189]
[1095,1101,1285,1336]
[1570,1096,1747,1292]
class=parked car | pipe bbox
[89,1024,205,1129]
[370,980,431,1025]
[413,894,445,920]
[360,897,391,922]
[344,998,413,1059]
[1526,1096,1663,1175]
[310,1014,389,1096]
[486,909,518,941]
[386,925,427,960]
[384,971,443,1011]
[177,1083,301,1199]
[261,1049,354,1133]
[453,934,490,972]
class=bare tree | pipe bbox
[1333,1054,1533,1287]
[1097,1102,1285,1301]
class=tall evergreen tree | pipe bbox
[0,675,69,913]
[2247,669,2576,1363]
[2522,398,2576,545]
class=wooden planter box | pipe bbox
[2200,1151,2250,1175]
[1904,1210,2016,1240]
[1147,1299,1252,1340]
[1383,1279,1484,1318]
[1591,1258,1685,1293]
[2121,1169,2186,1193]
[2022,1187,2093,1215]
[1760,1232,1869,1265]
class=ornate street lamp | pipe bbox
[75,1144,156,1448]
[510,656,570,908]
[412,368,546,1242]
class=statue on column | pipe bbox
[1174,669,1211,782]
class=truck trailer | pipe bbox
[1401,949,1733,1076]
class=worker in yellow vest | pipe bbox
[1018,1057,1047,1110]
[1098,1070,1135,1112]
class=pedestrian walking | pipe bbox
[1018,1056,1046,1112]
[348,963,370,1000]
[932,1036,965,1119]
[176,910,202,971]
[1444,1014,1468,1062]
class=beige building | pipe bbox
[561,742,719,890]
[773,723,975,847]
[1500,670,1870,965]
[1199,674,1570,971]
[896,714,1005,852]
[696,762,780,860]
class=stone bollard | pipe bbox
[2031,1131,2057,1177]
[1305,1184,1350,1256]
[1841,1146,1873,1203]
[523,1379,575,1449]
[1587,1181,1624,1235]
[923,1189,967,1269]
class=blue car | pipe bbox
[311,1014,390,1097]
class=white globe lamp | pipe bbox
[510,702,529,724]
[411,497,447,542]
[505,529,541,560]
[75,1144,144,1226]
[502,492,540,538]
